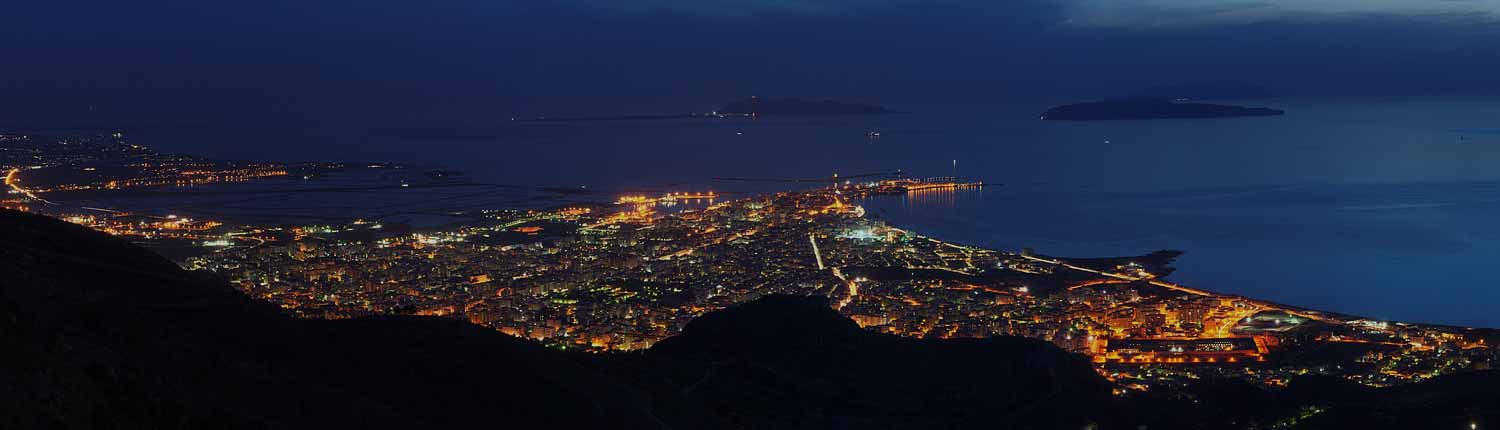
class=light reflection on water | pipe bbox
[862,183,1500,327]
[897,186,967,209]
[115,97,1500,326]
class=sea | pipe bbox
[123,97,1500,327]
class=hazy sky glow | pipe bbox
[2,0,1497,127]
[1066,0,1500,26]
[569,0,1500,23]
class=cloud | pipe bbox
[556,0,1500,27]
[4,0,1499,124]
[1062,0,1500,26]
[562,0,914,17]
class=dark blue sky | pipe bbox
[4,0,1498,127]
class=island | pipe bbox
[1040,99,1284,121]
[6,187,1500,429]
[718,97,904,116]
[9,131,1500,429]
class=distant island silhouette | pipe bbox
[1042,98,1285,121]
[7,206,1500,428]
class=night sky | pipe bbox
[4,0,1499,132]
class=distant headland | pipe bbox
[1041,99,1285,121]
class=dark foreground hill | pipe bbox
[0,209,659,429]
[609,295,1113,428]
[3,208,1500,429]
[0,209,1105,429]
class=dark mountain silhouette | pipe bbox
[3,208,1500,429]
[610,294,1114,428]
[0,209,660,429]
[0,209,1104,429]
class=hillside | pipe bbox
[0,209,1114,429]
[9,208,1500,429]
[3,208,1497,428]
[0,209,660,429]
[613,294,1114,428]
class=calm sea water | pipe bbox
[138,97,1500,326]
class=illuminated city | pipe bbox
[6,131,1496,398]
[9,2,1500,427]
